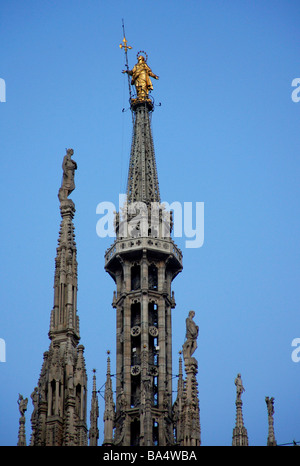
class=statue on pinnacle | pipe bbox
[18,394,28,418]
[123,52,159,102]
[58,148,77,202]
[182,310,199,365]
[234,373,245,401]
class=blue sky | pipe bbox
[1,0,300,446]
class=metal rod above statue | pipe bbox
[119,19,133,102]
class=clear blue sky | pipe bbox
[1,0,300,446]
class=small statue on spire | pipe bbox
[18,393,28,418]
[234,373,245,401]
[182,310,199,364]
[123,52,159,102]
[265,396,277,446]
[232,374,248,445]
[17,394,28,446]
[58,148,77,202]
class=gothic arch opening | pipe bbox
[148,301,158,327]
[130,419,140,446]
[153,420,159,445]
[131,302,141,327]
[131,264,141,291]
[148,264,158,290]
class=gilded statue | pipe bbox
[123,53,159,101]
[58,148,77,202]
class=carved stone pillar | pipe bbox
[265,396,277,446]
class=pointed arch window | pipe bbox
[131,265,140,291]
[148,264,158,290]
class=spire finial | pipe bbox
[265,396,277,446]
[103,351,115,446]
[92,369,97,392]
[119,19,133,103]
[178,351,183,376]
[106,351,111,376]
[89,369,99,446]
[119,19,132,54]
[17,394,28,446]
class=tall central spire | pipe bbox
[126,102,160,205]
[103,43,185,446]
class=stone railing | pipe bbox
[104,237,182,265]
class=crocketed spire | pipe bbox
[103,352,115,446]
[89,369,99,446]
[25,149,88,446]
[126,102,160,206]
[265,396,277,446]
[232,373,249,446]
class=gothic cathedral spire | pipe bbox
[104,49,191,446]
[28,149,88,446]
[89,369,99,446]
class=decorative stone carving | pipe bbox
[30,387,38,419]
[18,394,28,418]
[131,326,141,337]
[131,365,141,376]
[17,394,28,447]
[235,373,245,401]
[265,396,277,446]
[182,310,199,365]
[149,326,158,337]
[149,366,158,376]
[58,148,77,202]
[173,312,201,447]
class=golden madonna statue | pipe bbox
[123,53,159,101]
